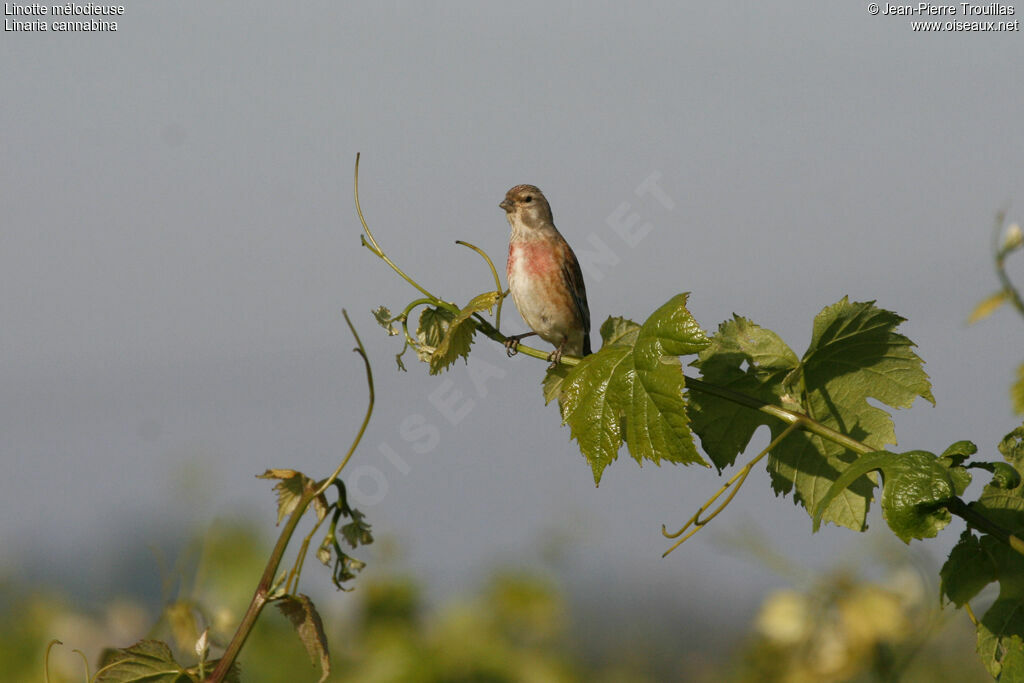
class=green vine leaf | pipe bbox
[940,424,1024,680]
[94,640,192,682]
[980,628,1024,682]
[811,450,958,542]
[543,316,639,406]
[256,469,327,524]
[551,294,709,484]
[1000,424,1024,468]
[433,292,499,373]
[372,305,398,336]
[989,463,1023,490]
[600,315,643,344]
[804,297,935,411]
[691,298,934,531]
[784,299,935,529]
[415,307,453,362]
[970,469,1024,543]
[542,364,570,405]
[416,293,499,374]
[940,440,978,466]
[277,594,331,683]
[973,534,1024,681]
[968,515,1024,680]
[688,316,799,471]
[940,531,997,607]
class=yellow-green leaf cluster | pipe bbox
[416,292,499,375]
[256,469,328,524]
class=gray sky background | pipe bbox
[3,0,1023,655]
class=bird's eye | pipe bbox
[524,196,533,203]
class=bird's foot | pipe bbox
[504,332,536,357]
[546,340,568,369]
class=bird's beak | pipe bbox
[499,199,512,212]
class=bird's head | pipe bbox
[500,184,554,227]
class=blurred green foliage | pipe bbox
[734,570,990,683]
[3,520,995,682]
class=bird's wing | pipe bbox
[561,244,591,355]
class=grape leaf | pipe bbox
[372,305,398,335]
[811,450,959,542]
[940,440,978,467]
[979,630,1024,683]
[542,364,570,405]
[774,299,934,530]
[417,293,499,374]
[803,297,934,412]
[543,317,641,406]
[277,594,331,683]
[941,429,1024,680]
[256,469,327,524]
[94,640,191,683]
[600,315,642,345]
[988,463,1023,490]
[977,540,1024,681]
[553,294,709,484]
[688,316,799,470]
[940,531,997,607]
[415,307,453,363]
[691,299,934,531]
[1001,424,1024,468]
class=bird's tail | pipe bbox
[583,334,592,356]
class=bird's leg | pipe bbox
[547,338,568,369]
[504,331,537,357]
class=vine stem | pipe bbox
[314,310,374,498]
[45,641,89,682]
[204,490,308,682]
[947,497,1024,555]
[682,377,871,455]
[472,315,578,365]
[285,508,332,596]
[661,422,801,555]
[205,311,374,682]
